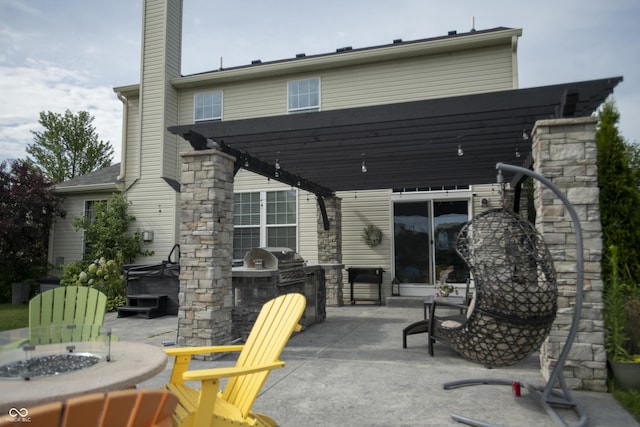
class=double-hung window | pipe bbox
[194,90,223,121]
[82,199,103,256]
[287,78,320,113]
[233,190,298,260]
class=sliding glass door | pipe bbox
[393,202,431,284]
[393,198,470,291]
[433,200,470,284]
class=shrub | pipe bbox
[73,193,152,264]
[61,257,126,311]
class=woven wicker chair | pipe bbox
[432,208,558,367]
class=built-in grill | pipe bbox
[243,247,306,285]
[232,247,325,339]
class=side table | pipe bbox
[402,295,466,348]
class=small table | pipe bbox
[402,295,466,348]
[0,341,167,413]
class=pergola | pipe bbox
[170,77,622,199]
[172,77,622,401]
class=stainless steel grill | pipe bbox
[232,247,324,339]
[242,247,306,286]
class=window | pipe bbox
[233,190,297,259]
[194,91,223,121]
[392,195,471,287]
[266,190,297,247]
[82,200,102,255]
[233,192,261,260]
[85,200,95,222]
[287,78,320,113]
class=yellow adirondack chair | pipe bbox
[0,389,179,427]
[164,292,306,427]
[3,286,110,349]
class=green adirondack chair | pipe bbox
[2,286,111,349]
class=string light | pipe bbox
[361,153,367,173]
[275,152,280,178]
[457,144,464,157]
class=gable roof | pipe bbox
[170,77,622,196]
[115,27,521,95]
[54,163,122,194]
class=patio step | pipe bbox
[385,296,424,308]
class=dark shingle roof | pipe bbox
[55,163,121,189]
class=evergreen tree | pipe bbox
[596,101,640,286]
[27,110,114,183]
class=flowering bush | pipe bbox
[61,257,126,311]
[437,283,458,297]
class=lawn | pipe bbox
[612,383,640,422]
[0,303,29,331]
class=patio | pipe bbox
[106,306,638,427]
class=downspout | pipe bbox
[116,92,128,183]
[511,35,519,89]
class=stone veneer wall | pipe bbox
[532,117,607,391]
[177,149,235,353]
[317,196,344,306]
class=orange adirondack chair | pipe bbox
[0,389,178,427]
[164,292,306,427]
[2,286,110,349]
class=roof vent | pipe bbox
[393,39,403,44]
[336,46,352,53]
[296,53,306,58]
[251,59,262,64]
[448,30,457,36]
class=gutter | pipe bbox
[54,183,121,194]
[116,92,128,182]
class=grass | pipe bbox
[0,303,29,331]
[612,383,640,422]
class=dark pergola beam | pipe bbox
[317,196,330,231]
[169,77,622,193]
[178,130,335,197]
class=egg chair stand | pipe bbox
[443,163,587,427]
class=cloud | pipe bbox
[0,59,122,163]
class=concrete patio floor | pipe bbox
[102,304,638,427]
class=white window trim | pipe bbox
[82,198,107,255]
[287,77,321,114]
[194,90,223,122]
[233,189,299,252]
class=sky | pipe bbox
[1,0,639,165]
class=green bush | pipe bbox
[597,101,640,287]
[61,257,126,311]
[73,193,152,264]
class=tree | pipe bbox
[596,100,640,287]
[0,159,62,300]
[27,110,114,183]
[624,140,640,190]
[60,193,152,309]
[72,193,151,264]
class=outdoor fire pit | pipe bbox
[0,325,112,381]
[0,353,102,379]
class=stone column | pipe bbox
[177,149,235,354]
[532,117,606,391]
[317,196,344,306]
